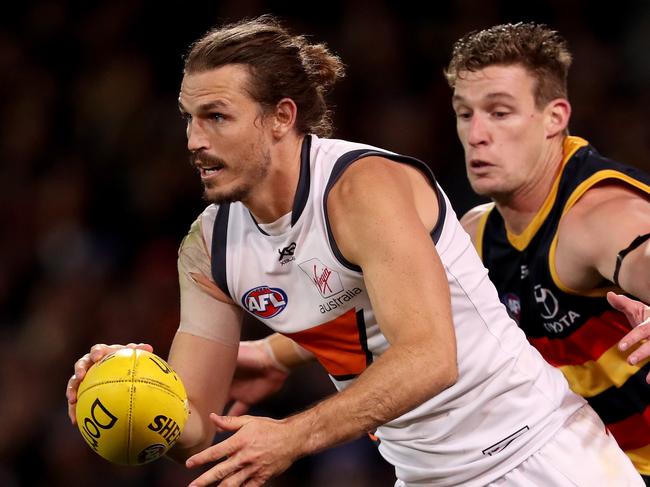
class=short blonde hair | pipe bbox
[445,22,572,108]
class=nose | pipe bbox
[467,114,489,147]
[186,118,209,153]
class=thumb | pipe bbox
[607,292,636,318]
[607,292,648,328]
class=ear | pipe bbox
[544,98,571,138]
[271,98,298,138]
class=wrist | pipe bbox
[256,337,290,373]
[264,334,314,370]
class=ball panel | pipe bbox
[128,382,189,464]
[77,349,136,396]
[75,381,133,465]
[75,349,189,466]
[133,350,187,401]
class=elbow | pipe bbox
[166,403,215,462]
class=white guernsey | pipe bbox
[177,135,586,486]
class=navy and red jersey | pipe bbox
[477,136,650,473]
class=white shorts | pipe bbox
[486,404,643,487]
[394,405,643,487]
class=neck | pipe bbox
[246,133,305,224]
[494,137,565,234]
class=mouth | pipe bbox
[197,164,224,179]
[191,151,227,180]
[469,159,492,169]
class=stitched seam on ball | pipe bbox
[76,379,185,403]
[127,352,136,464]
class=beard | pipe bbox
[190,148,271,205]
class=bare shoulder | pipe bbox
[327,156,436,265]
[562,181,650,228]
[460,203,494,244]
[327,156,428,217]
[329,156,410,198]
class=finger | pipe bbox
[186,436,237,468]
[137,342,154,352]
[68,398,77,424]
[226,401,251,417]
[72,353,94,383]
[619,319,650,352]
[210,414,251,432]
[125,342,152,350]
[66,374,80,403]
[607,292,637,320]
[626,332,650,365]
[219,465,261,487]
[89,343,112,362]
[187,456,243,487]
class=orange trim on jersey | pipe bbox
[285,308,368,377]
[548,170,650,296]
[623,443,650,475]
[505,136,588,251]
[609,405,650,454]
[528,310,631,366]
[475,203,494,260]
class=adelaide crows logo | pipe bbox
[242,286,288,319]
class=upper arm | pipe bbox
[326,157,456,362]
[560,183,650,300]
[178,216,243,345]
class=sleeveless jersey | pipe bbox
[477,136,650,474]
[198,135,584,486]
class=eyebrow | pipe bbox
[178,100,231,113]
[452,92,516,104]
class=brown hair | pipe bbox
[184,15,345,137]
[445,22,572,108]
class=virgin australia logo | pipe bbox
[298,258,344,298]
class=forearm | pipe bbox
[165,331,239,462]
[287,340,457,456]
[167,402,215,462]
[265,333,314,370]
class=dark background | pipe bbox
[1,1,649,485]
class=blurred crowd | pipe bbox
[1,1,649,486]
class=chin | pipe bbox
[202,184,250,205]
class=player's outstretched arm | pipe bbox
[184,157,458,487]
[556,184,650,369]
[227,334,314,416]
[66,342,153,425]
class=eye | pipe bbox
[456,111,472,121]
[492,110,510,119]
[211,113,225,122]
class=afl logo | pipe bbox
[242,286,288,319]
[502,292,521,323]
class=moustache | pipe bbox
[189,151,227,169]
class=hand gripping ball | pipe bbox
[75,348,189,465]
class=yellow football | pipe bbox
[75,348,189,465]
